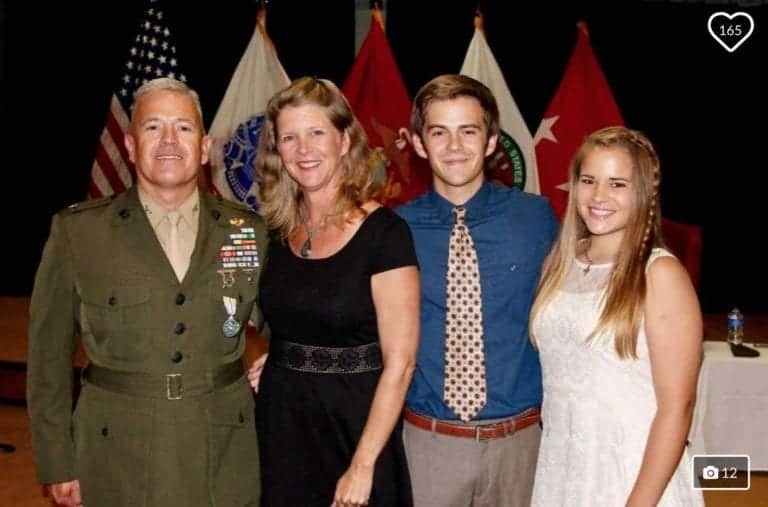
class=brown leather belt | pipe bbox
[404,407,541,441]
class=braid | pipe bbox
[575,125,664,359]
[640,206,654,258]
[647,155,662,252]
[620,128,662,258]
[640,165,659,257]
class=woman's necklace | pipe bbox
[299,208,329,258]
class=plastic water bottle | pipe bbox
[727,308,744,346]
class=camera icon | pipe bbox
[702,465,719,480]
[692,455,749,490]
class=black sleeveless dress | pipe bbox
[255,207,416,506]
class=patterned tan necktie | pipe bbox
[166,211,187,282]
[444,206,487,422]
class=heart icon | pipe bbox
[708,12,755,53]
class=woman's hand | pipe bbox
[332,462,373,507]
[247,354,268,393]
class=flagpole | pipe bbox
[577,20,589,38]
[474,8,484,34]
[371,1,385,30]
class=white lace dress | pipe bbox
[530,249,703,506]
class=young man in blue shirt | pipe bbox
[396,74,558,506]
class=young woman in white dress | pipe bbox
[529,127,704,506]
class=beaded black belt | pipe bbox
[270,340,383,373]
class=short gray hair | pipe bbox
[131,77,203,122]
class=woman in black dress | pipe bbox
[249,77,419,507]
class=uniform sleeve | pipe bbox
[27,214,80,484]
[371,211,419,275]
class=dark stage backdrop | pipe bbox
[3,1,766,313]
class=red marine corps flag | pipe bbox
[342,6,431,207]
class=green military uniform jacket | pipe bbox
[27,187,267,506]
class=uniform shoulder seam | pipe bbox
[61,195,116,214]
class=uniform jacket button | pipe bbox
[108,296,117,306]
[101,426,109,437]
[173,322,186,335]
[170,351,183,363]
[175,293,186,305]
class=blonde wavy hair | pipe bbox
[256,77,381,238]
[530,126,664,359]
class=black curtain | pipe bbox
[3,0,767,312]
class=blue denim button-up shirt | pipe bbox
[396,181,558,420]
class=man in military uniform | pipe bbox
[27,78,266,506]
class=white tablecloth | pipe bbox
[688,341,768,470]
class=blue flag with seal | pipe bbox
[209,8,290,210]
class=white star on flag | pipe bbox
[534,116,568,192]
[534,22,624,219]
[533,116,559,146]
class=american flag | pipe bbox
[88,0,187,198]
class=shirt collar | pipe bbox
[138,187,200,230]
[427,179,493,223]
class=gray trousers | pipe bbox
[403,416,541,507]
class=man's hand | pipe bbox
[247,354,268,393]
[49,480,82,507]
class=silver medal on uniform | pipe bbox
[222,296,242,338]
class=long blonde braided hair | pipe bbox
[530,126,664,358]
